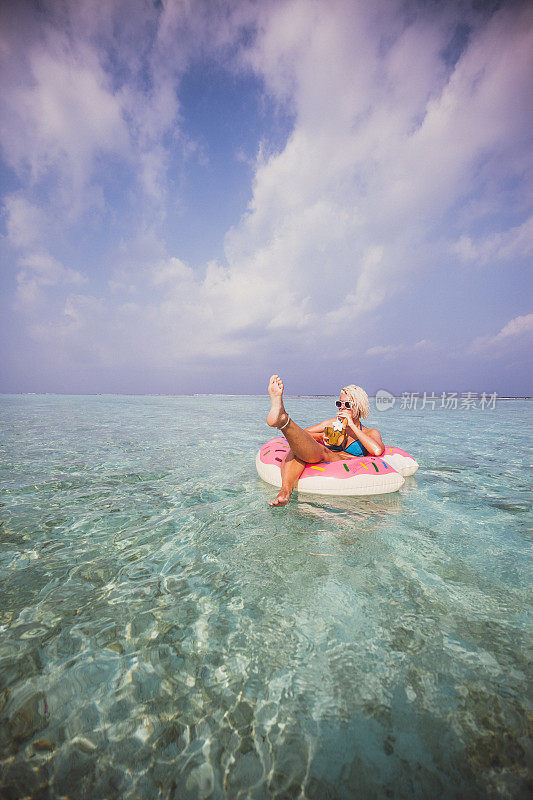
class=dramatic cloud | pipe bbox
[0,0,531,393]
[1,31,129,207]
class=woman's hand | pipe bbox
[337,410,357,431]
[336,410,351,421]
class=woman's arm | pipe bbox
[304,418,337,442]
[342,415,385,456]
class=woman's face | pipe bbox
[338,390,355,417]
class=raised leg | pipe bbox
[266,375,358,507]
[267,375,328,464]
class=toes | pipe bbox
[269,494,287,506]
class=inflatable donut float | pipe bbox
[256,436,418,496]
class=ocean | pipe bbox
[0,394,530,799]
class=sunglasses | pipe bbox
[335,400,352,409]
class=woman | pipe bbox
[266,375,385,506]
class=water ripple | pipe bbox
[0,395,530,799]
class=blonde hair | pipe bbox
[341,384,370,419]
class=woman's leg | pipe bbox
[267,375,329,464]
[266,375,356,507]
[269,451,306,507]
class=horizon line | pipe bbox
[0,392,531,400]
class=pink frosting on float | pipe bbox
[383,446,413,457]
[259,436,395,479]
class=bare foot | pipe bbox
[268,488,291,507]
[267,375,289,429]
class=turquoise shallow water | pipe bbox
[0,394,530,799]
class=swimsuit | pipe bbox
[327,421,369,457]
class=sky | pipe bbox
[0,0,531,396]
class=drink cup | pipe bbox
[324,416,348,446]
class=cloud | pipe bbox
[452,216,533,265]
[365,344,403,359]
[469,313,533,355]
[366,340,438,359]
[3,194,46,249]
[16,252,86,310]
[27,268,250,372]
[0,0,202,218]
[216,0,533,344]
[0,29,130,202]
[152,257,194,287]
[0,0,531,391]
